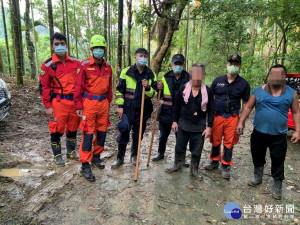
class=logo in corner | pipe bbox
[223,202,242,219]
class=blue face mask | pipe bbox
[137,57,148,66]
[54,45,67,56]
[173,65,183,74]
[93,48,105,59]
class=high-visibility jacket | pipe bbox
[116,64,157,122]
[74,56,113,110]
[39,53,81,108]
[158,70,190,124]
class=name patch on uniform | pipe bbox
[87,68,95,71]
[40,70,45,76]
[217,83,225,87]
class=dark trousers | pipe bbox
[117,109,151,145]
[159,122,176,144]
[175,128,204,164]
[250,129,287,181]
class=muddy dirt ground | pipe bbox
[0,77,299,225]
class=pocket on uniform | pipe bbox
[49,119,58,133]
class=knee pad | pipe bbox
[96,130,107,147]
[82,133,93,151]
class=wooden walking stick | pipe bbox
[134,86,145,182]
[147,85,162,166]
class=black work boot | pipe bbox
[165,152,184,173]
[91,154,105,169]
[66,138,79,160]
[111,144,126,169]
[190,156,203,181]
[182,154,190,168]
[51,142,65,166]
[272,180,282,200]
[221,164,230,180]
[248,166,264,187]
[152,142,166,161]
[81,162,95,182]
[130,142,138,165]
[204,160,219,170]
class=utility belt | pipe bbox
[215,111,238,118]
[83,93,108,101]
[53,93,74,100]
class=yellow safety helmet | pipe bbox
[90,35,106,48]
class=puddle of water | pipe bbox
[0,168,29,177]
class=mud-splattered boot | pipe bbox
[66,138,79,160]
[91,154,105,169]
[130,141,138,165]
[51,142,65,166]
[81,163,95,182]
[165,152,184,173]
[221,164,231,180]
[248,166,264,187]
[190,157,203,181]
[152,142,166,161]
[111,144,126,169]
[272,180,282,200]
[182,153,190,168]
[204,160,219,170]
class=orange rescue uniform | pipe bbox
[74,56,113,163]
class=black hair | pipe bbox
[135,48,149,55]
[50,32,67,45]
[268,64,287,75]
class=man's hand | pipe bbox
[172,122,178,132]
[117,108,123,119]
[142,79,149,88]
[202,127,212,139]
[157,81,163,90]
[291,132,300,144]
[236,122,244,135]
[76,110,83,117]
[45,107,54,118]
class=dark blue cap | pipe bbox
[117,114,130,132]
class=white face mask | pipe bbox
[227,65,240,75]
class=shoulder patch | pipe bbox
[45,57,52,63]
[81,60,91,66]
[45,60,53,67]
[40,70,45,76]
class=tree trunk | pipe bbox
[126,0,132,66]
[65,0,70,54]
[104,0,108,42]
[107,1,111,61]
[47,0,54,53]
[25,0,37,80]
[147,0,151,65]
[61,0,66,34]
[10,0,24,84]
[248,19,257,67]
[198,18,203,52]
[30,0,39,76]
[72,0,78,58]
[150,1,187,74]
[117,0,123,77]
[141,26,144,47]
[0,47,4,75]
[1,0,12,75]
[184,3,189,70]
[123,44,126,69]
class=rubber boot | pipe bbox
[66,138,79,160]
[204,160,219,170]
[130,141,138,164]
[165,152,184,173]
[91,154,105,169]
[272,180,282,200]
[80,162,95,182]
[190,156,203,181]
[221,164,230,180]
[152,142,166,161]
[111,144,126,169]
[51,142,65,166]
[248,166,264,187]
[182,153,190,168]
